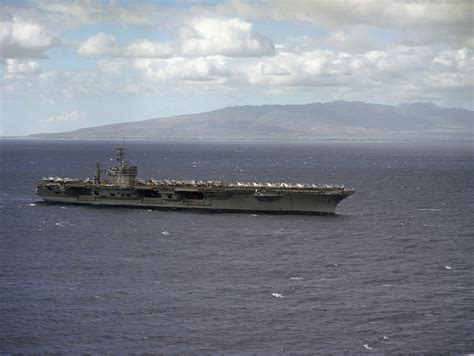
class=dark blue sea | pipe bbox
[1,139,473,354]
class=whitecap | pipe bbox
[161,231,170,236]
[250,214,258,217]
[418,208,442,211]
[289,277,303,280]
[272,293,283,298]
[363,344,373,350]
[61,206,67,209]
[55,222,64,227]
[445,265,453,270]
[29,203,36,207]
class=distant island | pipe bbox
[29,101,473,141]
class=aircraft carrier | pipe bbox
[35,145,354,214]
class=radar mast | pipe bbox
[115,145,126,167]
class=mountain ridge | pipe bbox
[29,101,473,141]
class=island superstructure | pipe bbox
[35,145,354,214]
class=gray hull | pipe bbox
[36,185,352,215]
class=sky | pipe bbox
[0,0,472,136]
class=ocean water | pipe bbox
[0,139,473,354]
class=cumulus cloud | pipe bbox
[78,18,275,59]
[432,48,473,70]
[77,33,173,58]
[76,33,115,57]
[180,17,275,57]
[1,0,156,59]
[97,59,126,75]
[5,59,41,75]
[0,9,59,58]
[230,0,473,47]
[2,0,472,119]
[243,46,473,91]
[260,62,290,76]
[123,39,173,58]
[231,0,472,30]
[6,40,472,108]
[119,43,473,106]
[132,56,231,82]
[33,0,154,26]
[42,110,85,123]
